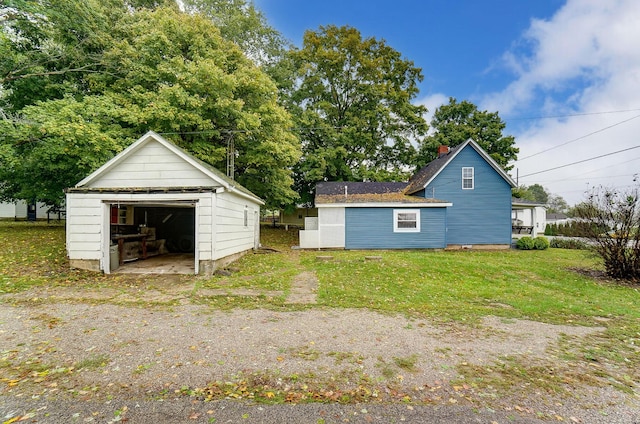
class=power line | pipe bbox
[515,113,640,162]
[519,145,640,178]
[506,108,640,121]
[158,126,346,136]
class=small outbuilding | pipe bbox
[65,131,263,275]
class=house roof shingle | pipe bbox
[404,143,466,194]
[314,181,447,205]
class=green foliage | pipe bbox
[549,238,590,250]
[1,4,301,208]
[0,0,124,111]
[545,221,608,238]
[516,236,535,250]
[547,193,569,214]
[287,25,428,203]
[533,236,550,250]
[182,0,288,69]
[417,97,518,170]
[512,185,535,201]
[516,236,549,250]
[527,184,549,204]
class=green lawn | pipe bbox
[1,222,637,325]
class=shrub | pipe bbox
[574,185,640,280]
[550,238,590,250]
[544,224,556,236]
[516,237,535,250]
[533,236,550,250]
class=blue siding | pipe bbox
[424,146,512,245]
[345,207,446,249]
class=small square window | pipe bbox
[394,209,420,233]
[462,167,474,190]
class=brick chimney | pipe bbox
[437,145,450,158]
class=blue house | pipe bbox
[298,139,516,249]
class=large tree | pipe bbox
[0,5,300,208]
[287,25,429,204]
[417,97,518,170]
[182,0,287,69]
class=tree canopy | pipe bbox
[417,97,518,170]
[0,2,300,208]
[182,0,288,69]
[511,183,570,213]
[286,25,429,204]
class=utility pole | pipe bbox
[226,132,235,180]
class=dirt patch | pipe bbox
[286,271,318,304]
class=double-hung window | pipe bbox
[462,167,474,190]
[393,209,420,233]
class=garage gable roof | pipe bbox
[75,131,263,204]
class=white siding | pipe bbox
[213,191,258,260]
[512,206,547,237]
[87,141,217,188]
[66,194,103,261]
[318,207,345,248]
[0,202,16,218]
[0,201,50,219]
[197,194,214,261]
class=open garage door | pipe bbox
[109,202,196,274]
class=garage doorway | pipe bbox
[109,202,196,274]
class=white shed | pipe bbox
[65,131,263,275]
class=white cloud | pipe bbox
[414,93,449,135]
[482,0,640,205]
[415,93,448,121]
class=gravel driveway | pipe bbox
[1,282,639,423]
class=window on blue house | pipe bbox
[394,209,420,232]
[462,167,474,189]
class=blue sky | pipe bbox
[256,0,640,205]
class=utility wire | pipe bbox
[515,113,640,162]
[506,108,640,121]
[519,145,640,178]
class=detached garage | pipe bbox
[65,131,263,275]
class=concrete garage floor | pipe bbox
[113,253,195,274]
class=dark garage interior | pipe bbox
[110,204,195,272]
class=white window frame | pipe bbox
[462,167,474,190]
[393,209,420,233]
[244,207,249,228]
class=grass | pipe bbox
[1,222,638,324]
[1,221,640,401]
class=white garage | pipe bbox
[65,131,263,275]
